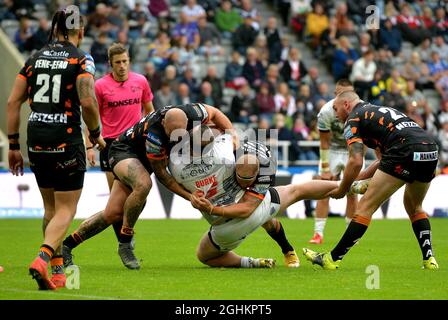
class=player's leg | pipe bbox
[345,193,358,225]
[304,169,404,269]
[261,219,299,267]
[403,181,438,269]
[310,198,329,244]
[113,158,151,269]
[37,189,66,287]
[62,179,131,266]
[196,232,274,268]
[114,158,152,239]
[29,187,58,290]
[275,180,339,214]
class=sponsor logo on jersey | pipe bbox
[413,151,438,161]
[84,58,96,76]
[42,50,69,57]
[343,125,354,140]
[181,163,214,178]
[395,121,420,130]
[257,176,271,183]
[147,132,162,145]
[28,112,68,124]
[146,140,161,154]
[35,59,69,69]
[195,175,217,188]
[107,98,141,108]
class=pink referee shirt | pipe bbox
[95,71,153,139]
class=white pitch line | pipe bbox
[0,287,121,300]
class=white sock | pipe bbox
[314,218,327,237]
[345,217,352,228]
[241,257,260,268]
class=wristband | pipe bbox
[86,146,94,150]
[9,143,20,150]
[320,149,330,172]
[8,133,19,140]
[89,126,101,139]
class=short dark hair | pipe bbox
[108,43,128,64]
[335,79,353,87]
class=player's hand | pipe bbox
[87,148,96,167]
[89,134,106,151]
[191,194,213,213]
[8,150,24,176]
[328,187,346,199]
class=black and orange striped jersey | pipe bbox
[118,103,209,160]
[343,102,436,152]
[18,40,95,149]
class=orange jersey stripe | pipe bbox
[17,74,27,81]
[347,137,362,145]
[76,73,93,80]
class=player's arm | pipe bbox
[330,141,364,199]
[6,75,28,176]
[191,191,263,219]
[356,148,381,180]
[76,74,105,149]
[319,130,332,180]
[149,158,192,201]
[203,104,238,147]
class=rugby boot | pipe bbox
[29,257,57,290]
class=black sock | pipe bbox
[331,215,370,261]
[38,244,54,263]
[267,222,294,254]
[63,232,83,249]
[411,213,434,260]
[112,220,123,241]
[119,226,134,243]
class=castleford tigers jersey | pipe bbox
[343,102,436,153]
[169,134,245,225]
[117,103,209,160]
[237,140,277,196]
[19,41,95,148]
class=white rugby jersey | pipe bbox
[169,134,244,225]
[317,98,347,150]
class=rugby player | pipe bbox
[65,43,154,267]
[62,103,235,269]
[7,7,105,289]
[303,91,439,270]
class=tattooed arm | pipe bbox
[329,141,364,199]
[149,158,192,201]
[191,191,262,219]
[76,74,105,149]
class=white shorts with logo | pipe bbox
[209,188,281,252]
[319,149,365,178]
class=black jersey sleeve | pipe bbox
[343,110,363,146]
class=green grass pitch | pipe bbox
[0,218,447,300]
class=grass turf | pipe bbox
[0,218,447,300]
